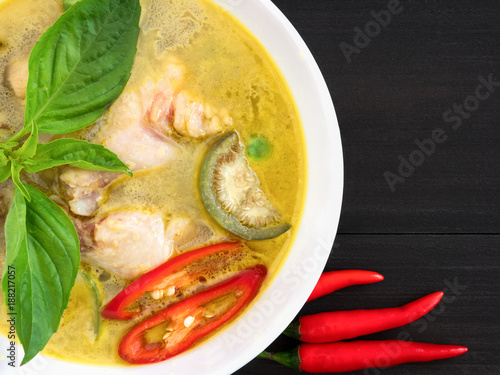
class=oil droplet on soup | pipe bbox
[0,0,305,365]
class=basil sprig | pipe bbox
[1,0,141,365]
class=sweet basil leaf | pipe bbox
[23,138,132,175]
[2,184,80,365]
[10,161,30,201]
[63,0,80,11]
[25,0,141,134]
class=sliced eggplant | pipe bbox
[200,131,290,240]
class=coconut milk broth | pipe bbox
[0,0,305,365]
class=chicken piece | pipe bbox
[102,76,180,171]
[165,217,229,252]
[165,217,193,242]
[172,92,225,138]
[83,210,173,279]
[5,57,29,100]
[59,168,118,216]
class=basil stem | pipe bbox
[1,0,141,364]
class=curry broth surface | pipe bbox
[0,0,305,366]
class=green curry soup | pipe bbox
[0,0,305,366]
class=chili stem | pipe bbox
[258,348,301,370]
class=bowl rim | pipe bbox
[0,0,344,374]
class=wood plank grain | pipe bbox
[236,1,499,374]
[269,0,500,234]
[237,235,500,374]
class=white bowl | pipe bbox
[0,0,343,373]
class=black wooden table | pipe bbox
[237,1,500,374]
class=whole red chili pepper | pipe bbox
[307,270,384,302]
[259,341,468,373]
[285,291,443,343]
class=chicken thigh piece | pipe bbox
[171,91,226,138]
[101,76,180,171]
[59,169,119,217]
[83,210,173,279]
[165,217,227,252]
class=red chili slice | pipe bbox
[118,265,267,364]
[102,242,247,320]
